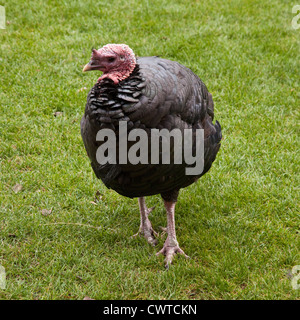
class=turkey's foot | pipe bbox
[132,205,158,246]
[156,238,190,269]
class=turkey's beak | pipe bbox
[83,49,104,72]
[82,62,92,72]
[82,61,103,72]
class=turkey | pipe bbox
[81,44,222,268]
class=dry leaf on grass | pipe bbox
[41,208,53,216]
[12,183,23,193]
[83,296,95,300]
[8,233,17,238]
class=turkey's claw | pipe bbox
[156,241,190,269]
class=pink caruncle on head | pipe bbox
[83,44,136,84]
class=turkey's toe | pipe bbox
[156,244,190,269]
[132,220,158,246]
[145,231,158,246]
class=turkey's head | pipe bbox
[83,44,136,84]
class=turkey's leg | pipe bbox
[156,200,190,268]
[132,197,158,246]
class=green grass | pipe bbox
[0,0,299,300]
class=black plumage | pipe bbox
[81,56,221,198]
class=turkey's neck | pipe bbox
[97,64,142,91]
[99,61,138,85]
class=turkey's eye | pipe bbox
[108,57,115,62]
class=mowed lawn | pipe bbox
[0,0,299,300]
